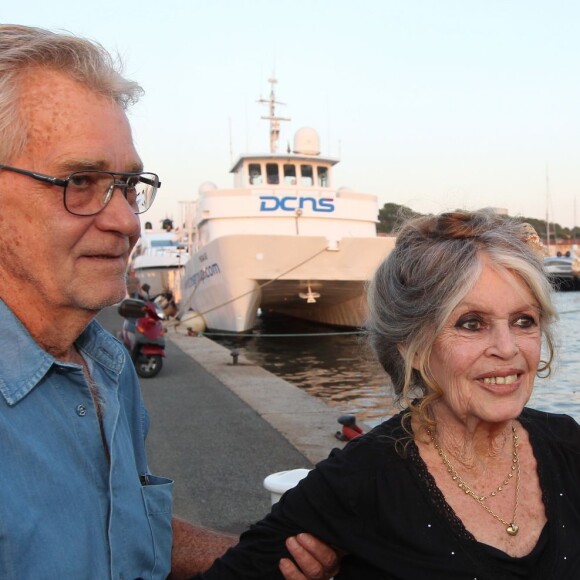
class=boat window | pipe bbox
[300,165,313,186]
[151,240,177,248]
[317,166,329,187]
[283,164,297,185]
[266,163,279,184]
[249,163,262,185]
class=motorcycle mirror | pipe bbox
[118,298,147,319]
[337,415,357,428]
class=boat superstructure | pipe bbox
[128,229,189,302]
[180,79,394,332]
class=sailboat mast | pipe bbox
[574,196,577,244]
[545,165,551,254]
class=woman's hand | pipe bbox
[279,534,341,579]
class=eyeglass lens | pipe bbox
[64,171,159,216]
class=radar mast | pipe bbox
[258,78,291,153]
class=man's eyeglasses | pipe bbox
[0,165,160,216]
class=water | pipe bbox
[209,293,580,427]
[530,292,580,419]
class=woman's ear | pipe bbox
[397,343,421,370]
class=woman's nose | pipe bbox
[486,323,519,358]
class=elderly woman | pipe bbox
[199,209,580,579]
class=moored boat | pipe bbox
[179,79,395,332]
[128,229,189,302]
[544,249,580,291]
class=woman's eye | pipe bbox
[456,317,482,331]
[513,315,537,328]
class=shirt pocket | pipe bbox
[141,475,174,579]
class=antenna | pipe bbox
[258,77,290,153]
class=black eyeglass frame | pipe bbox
[0,164,161,216]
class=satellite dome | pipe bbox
[199,181,218,194]
[293,127,320,156]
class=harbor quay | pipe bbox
[97,306,348,534]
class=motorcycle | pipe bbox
[334,415,365,442]
[117,286,166,378]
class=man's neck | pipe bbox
[2,293,95,361]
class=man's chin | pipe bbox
[78,285,129,312]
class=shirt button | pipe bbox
[76,404,87,417]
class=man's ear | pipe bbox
[397,343,420,370]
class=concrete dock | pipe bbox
[97,307,354,534]
[144,332,350,535]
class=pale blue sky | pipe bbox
[3,1,579,228]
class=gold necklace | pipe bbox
[427,425,520,536]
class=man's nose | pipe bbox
[96,186,140,235]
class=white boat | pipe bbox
[544,249,580,291]
[128,229,189,302]
[179,79,395,332]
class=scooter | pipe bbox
[117,286,166,378]
[334,415,365,442]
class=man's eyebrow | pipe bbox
[58,159,144,173]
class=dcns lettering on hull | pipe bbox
[259,196,334,212]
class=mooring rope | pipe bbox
[201,330,365,338]
[175,244,330,326]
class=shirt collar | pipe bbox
[0,300,125,406]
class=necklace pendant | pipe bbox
[506,523,519,536]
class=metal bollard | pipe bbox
[230,349,239,365]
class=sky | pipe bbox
[3,0,579,229]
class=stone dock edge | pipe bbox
[167,331,357,465]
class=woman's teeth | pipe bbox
[483,374,518,385]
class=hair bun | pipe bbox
[433,211,489,239]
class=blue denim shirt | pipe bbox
[0,300,173,579]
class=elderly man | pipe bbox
[0,25,337,579]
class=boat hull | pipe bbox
[132,265,185,301]
[181,234,395,332]
[128,231,189,302]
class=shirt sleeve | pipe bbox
[197,443,370,579]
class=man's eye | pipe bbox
[126,176,140,189]
[69,174,95,189]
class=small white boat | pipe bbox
[544,249,580,291]
[179,79,395,332]
[128,230,189,302]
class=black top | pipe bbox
[199,408,580,579]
